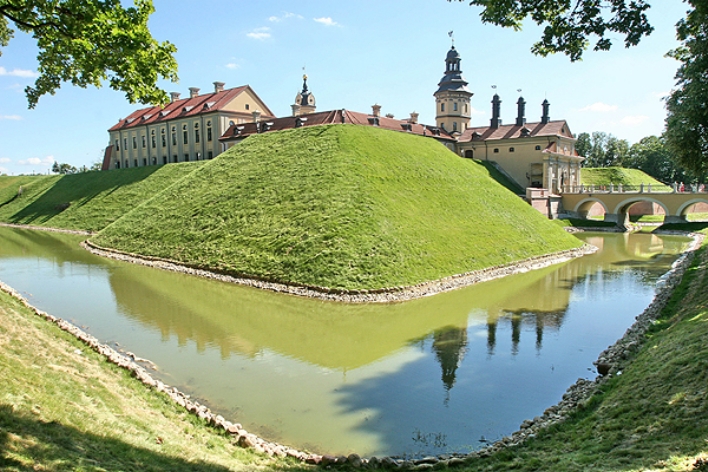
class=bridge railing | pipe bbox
[563,183,707,194]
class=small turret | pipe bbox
[541,99,550,124]
[516,96,526,126]
[491,94,501,129]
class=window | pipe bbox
[453,122,458,131]
[207,121,212,141]
[183,125,188,145]
[115,139,120,151]
[163,156,168,165]
[171,126,177,146]
[184,153,189,162]
[208,151,213,159]
[152,157,157,165]
[196,152,201,161]
[535,145,541,151]
[115,161,120,169]
[124,159,129,168]
[161,129,166,147]
[453,102,458,111]
[151,130,156,148]
[141,135,146,148]
[441,103,445,112]
[132,136,137,149]
[245,104,250,110]
[173,155,178,163]
[194,123,200,144]
[464,104,468,114]
[142,158,147,166]
[133,159,138,167]
[509,147,515,152]
[123,138,127,151]
[493,148,499,153]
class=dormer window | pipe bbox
[295,117,308,128]
[160,110,171,117]
[401,123,412,132]
[520,127,531,137]
[472,131,482,141]
[368,117,380,126]
[182,106,193,113]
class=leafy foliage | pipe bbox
[453,0,654,61]
[626,135,695,184]
[665,0,708,177]
[0,0,178,108]
[576,131,630,167]
[51,161,77,175]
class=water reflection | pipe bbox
[0,227,691,457]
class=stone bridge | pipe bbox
[560,184,708,227]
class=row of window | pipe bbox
[440,102,468,114]
[114,121,214,152]
[114,151,215,169]
[492,145,543,153]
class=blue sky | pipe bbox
[0,0,691,175]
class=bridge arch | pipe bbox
[613,196,669,216]
[573,198,608,217]
[677,197,708,216]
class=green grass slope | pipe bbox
[0,164,204,232]
[92,124,581,291]
[582,167,670,190]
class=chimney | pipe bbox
[252,110,262,123]
[372,104,381,118]
[189,87,200,99]
[291,103,301,117]
[213,81,225,93]
[516,96,526,126]
[409,112,419,124]
[541,99,550,124]
[385,113,395,119]
[170,92,181,102]
[490,94,501,129]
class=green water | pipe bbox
[0,228,690,457]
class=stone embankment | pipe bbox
[0,227,702,469]
[82,240,597,303]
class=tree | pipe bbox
[575,132,591,158]
[0,0,178,108]
[665,0,708,176]
[52,161,77,174]
[452,0,654,61]
[625,135,693,184]
[579,131,629,168]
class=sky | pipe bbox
[0,0,692,176]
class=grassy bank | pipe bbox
[582,167,670,190]
[0,163,203,232]
[91,125,581,290]
[0,287,298,471]
[458,229,708,472]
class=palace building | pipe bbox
[102,43,583,217]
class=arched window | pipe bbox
[151,130,156,148]
[464,150,474,158]
[115,161,121,169]
[207,121,212,141]
[152,157,157,165]
[453,122,458,131]
[132,136,137,149]
[493,148,499,153]
[464,104,468,114]
[194,122,200,143]
[141,135,146,148]
[124,138,128,150]
[535,145,541,151]
[441,103,445,112]
[161,128,166,147]
[124,159,129,168]
[133,159,138,167]
[509,147,515,152]
[183,124,188,145]
[171,126,177,146]
[115,139,120,151]
[453,102,458,112]
[142,158,147,166]
[245,104,250,110]
[162,155,167,164]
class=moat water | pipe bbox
[0,227,691,457]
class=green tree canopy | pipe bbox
[452,0,654,61]
[0,0,178,108]
[625,135,693,183]
[578,131,630,168]
[665,0,708,176]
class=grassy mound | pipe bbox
[92,124,581,290]
[582,167,670,190]
[0,163,203,232]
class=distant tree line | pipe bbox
[52,161,102,175]
[575,132,702,185]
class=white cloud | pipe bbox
[580,102,618,112]
[620,115,649,126]
[0,114,22,120]
[0,167,9,175]
[246,27,271,40]
[225,63,239,70]
[0,158,10,163]
[19,155,54,166]
[470,106,486,116]
[269,12,303,22]
[0,66,39,78]
[314,17,339,27]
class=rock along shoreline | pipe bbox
[81,239,598,303]
[0,224,703,468]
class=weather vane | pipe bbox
[491,85,497,89]
[448,30,454,46]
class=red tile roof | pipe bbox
[458,120,573,143]
[108,85,275,132]
[219,109,456,142]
